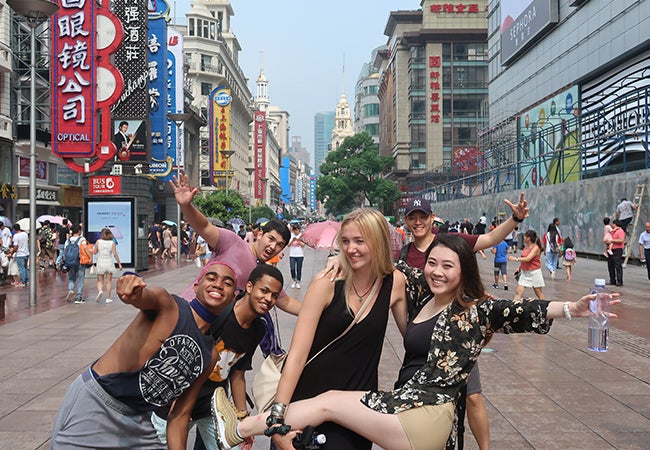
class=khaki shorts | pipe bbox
[397,402,454,450]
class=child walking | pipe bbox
[491,239,509,290]
[563,236,577,281]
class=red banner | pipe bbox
[452,147,482,173]
[89,176,121,195]
[254,111,267,199]
[52,0,97,157]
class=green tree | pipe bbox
[251,205,276,224]
[316,132,401,216]
[193,190,247,224]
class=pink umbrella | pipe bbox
[37,214,66,225]
[300,220,340,251]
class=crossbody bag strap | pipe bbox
[305,277,381,366]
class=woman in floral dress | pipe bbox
[212,234,619,450]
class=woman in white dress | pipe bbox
[93,228,122,303]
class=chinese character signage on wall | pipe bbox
[209,86,232,187]
[51,0,96,158]
[429,54,441,124]
[147,0,169,175]
[254,111,267,199]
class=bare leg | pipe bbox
[105,273,113,298]
[513,285,525,300]
[97,274,104,294]
[533,287,545,299]
[466,393,490,450]
[238,391,413,450]
[566,265,572,280]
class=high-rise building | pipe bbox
[289,136,311,169]
[354,48,382,143]
[375,1,488,193]
[313,111,334,176]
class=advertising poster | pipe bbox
[209,86,232,187]
[518,85,580,187]
[161,28,184,181]
[84,198,134,265]
[112,119,148,161]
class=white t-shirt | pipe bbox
[1,227,12,248]
[288,232,304,258]
[13,231,29,257]
[616,200,635,220]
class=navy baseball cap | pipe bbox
[405,197,432,216]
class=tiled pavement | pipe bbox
[0,249,648,449]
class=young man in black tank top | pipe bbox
[50,262,237,450]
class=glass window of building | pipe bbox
[201,83,212,96]
[189,18,195,36]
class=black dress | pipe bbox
[291,274,393,450]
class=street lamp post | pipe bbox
[245,167,255,224]
[167,112,192,267]
[219,150,234,194]
[8,0,59,308]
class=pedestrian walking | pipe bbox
[288,223,305,289]
[508,229,545,300]
[562,236,577,281]
[93,227,123,303]
[63,224,91,304]
[638,222,650,283]
[8,223,29,287]
[605,219,625,286]
[543,223,562,279]
[491,240,509,290]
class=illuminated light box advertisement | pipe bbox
[84,198,134,266]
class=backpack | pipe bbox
[39,227,50,248]
[63,238,80,268]
[564,248,576,261]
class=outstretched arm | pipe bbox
[475,192,528,251]
[547,293,620,319]
[170,173,221,248]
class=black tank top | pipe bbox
[95,295,215,412]
[292,274,393,450]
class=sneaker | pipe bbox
[492,283,498,289]
[15,282,25,288]
[603,252,609,258]
[105,298,114,304]
[95,291,104,303]
[296,282,301,289]
[211,387,244,450]
[65,290,75,303]
[74,297,85,304]
[551,270,556,280]
[290,281,296,289]
[504,284,508,291]
[607,249,613,255]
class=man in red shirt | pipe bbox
[606,219,626,286]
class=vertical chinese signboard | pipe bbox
[52,0,96,158]
[111,0,149,162]
[208,86,232,187]
[254,111,267,199]
[163,28,184,181]
[147,0,169,175]
[429,54,441,125]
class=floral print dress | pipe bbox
[362,262,553,449]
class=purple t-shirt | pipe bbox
[179,229,286,300]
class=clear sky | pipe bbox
[175,0,416,166]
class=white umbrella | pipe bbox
[15,218,33,232]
